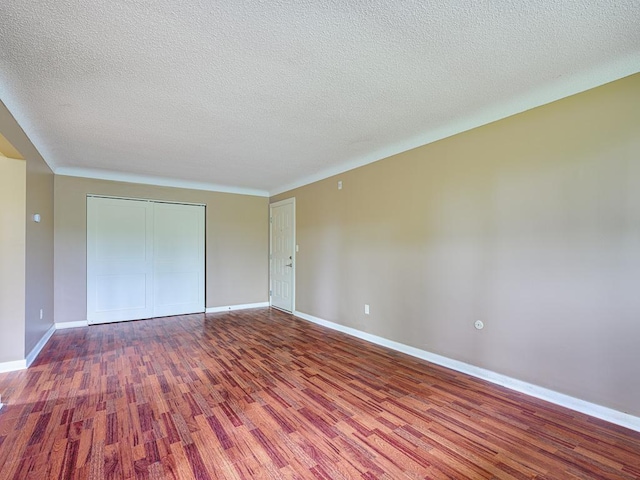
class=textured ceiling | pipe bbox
[0,1,639,196]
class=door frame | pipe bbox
[269,197,296,313]
[87,194,205,207]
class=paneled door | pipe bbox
[87,197,154,324]
[152,202,205,318]
[87,196,205,325]
[270,198,295,312]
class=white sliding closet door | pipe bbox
[87,197,205,325]
[152,202,205,318]
[87,197,154,324]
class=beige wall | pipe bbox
[0,99,54,363]
[54,176,268,324]
[272,74,640,416]
[25,154,55,354]
[0,156,26,363]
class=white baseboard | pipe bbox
[55,320,89,329]
[206,302,270,313]
[0,359,28,373]
[26,324,56,367]
[294,310,640,433]
[1,320,82,374]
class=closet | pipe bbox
[87,196,205,324]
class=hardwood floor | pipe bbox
[0,308,638,479]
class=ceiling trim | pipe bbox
[55,167,269,197]
[269,54,640,197]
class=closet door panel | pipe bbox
[87,197,154,324]
[152,202,205,317]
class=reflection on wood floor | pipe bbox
[0,308,638,479]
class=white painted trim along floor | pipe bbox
[26,324,56,367]
[0,360,27,374]
[206,302,270,313]
[1,303,270,373]
[294,310,640,434]
[4,306,638,434]
[55,320,89,329]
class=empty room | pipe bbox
[1,1,639,479]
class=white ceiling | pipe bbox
[0,1,638,196]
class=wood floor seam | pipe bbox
[0,308,638,479]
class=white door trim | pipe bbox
[87,194,205,207]
[269,198,296,313]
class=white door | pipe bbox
[153,202,205,317]
[87,197,205,324]
[87,197,154,324]
[270,198,295,312]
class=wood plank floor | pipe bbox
[0,308,638,479]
